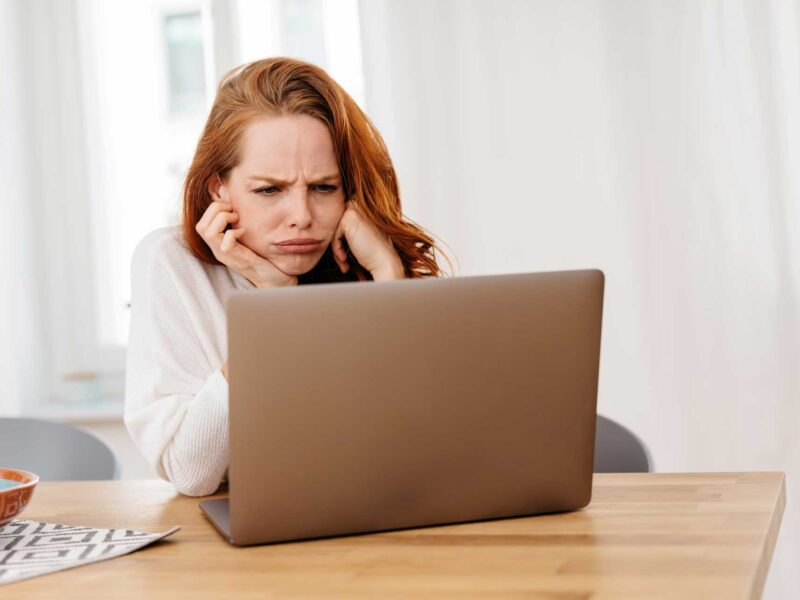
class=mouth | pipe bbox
[273,238,323,254]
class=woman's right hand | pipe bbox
[195,201,298,288]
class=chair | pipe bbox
[0,417,120,481]
[594,415,652,473]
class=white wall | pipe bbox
[359,1,800,598]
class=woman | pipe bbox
[124,57,447,497]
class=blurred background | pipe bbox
[0,0,798,596]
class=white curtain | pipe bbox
[0,0,47,416]
[359,1,800,597]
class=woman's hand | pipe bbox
[195,201,298,288]
[331,202,405,281]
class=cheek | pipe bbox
[234,197,280,229]
[318,200,346,229]
[233,198,284,253]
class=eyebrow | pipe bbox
[247,173,341,185]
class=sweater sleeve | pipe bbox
[123,231,230,497]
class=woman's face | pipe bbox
[210,113,346,276]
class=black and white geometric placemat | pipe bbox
[0,519,180,585]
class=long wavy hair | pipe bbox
[182,57,449,283]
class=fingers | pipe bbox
[209,210,239,238]
[196,202,240,258]
[196,205,247,271]
[332,220,349,273]
[195,201,231,234]
[220,227,246,253]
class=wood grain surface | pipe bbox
[2,472,785,599]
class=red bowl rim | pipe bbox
[0,468,40,491]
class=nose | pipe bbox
[286,188,313,229]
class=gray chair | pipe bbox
[594,415,652,473]
[0,417,120,481]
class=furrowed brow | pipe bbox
[247,173,340,185]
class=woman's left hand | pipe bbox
[332,202,405,281]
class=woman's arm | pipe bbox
[332,203,407,281]
[124,230,230,497]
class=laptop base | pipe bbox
[199,498,232,543]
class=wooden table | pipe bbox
[2,472,785,599]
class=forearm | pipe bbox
[160,369,230,497]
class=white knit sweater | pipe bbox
[124,225,255,496]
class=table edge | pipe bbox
[748,471,787,600]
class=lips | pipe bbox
[273,238,322,255]
[274,238,322,246]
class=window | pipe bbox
[164,12,207,115]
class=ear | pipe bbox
[207,173,226,202]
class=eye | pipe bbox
[312,184,338,193]
[254,186,280,196]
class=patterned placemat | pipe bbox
[0,519,181,586]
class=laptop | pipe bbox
[200,269,605,546]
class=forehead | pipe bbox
[237,113,338,173]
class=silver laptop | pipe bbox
[200,269,605,546]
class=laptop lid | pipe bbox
[226,269,604,546]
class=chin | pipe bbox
[270,253,323,276]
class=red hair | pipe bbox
[182,57,449,281]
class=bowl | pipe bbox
[0,468,39,527]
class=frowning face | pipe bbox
[209,113,346,276]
